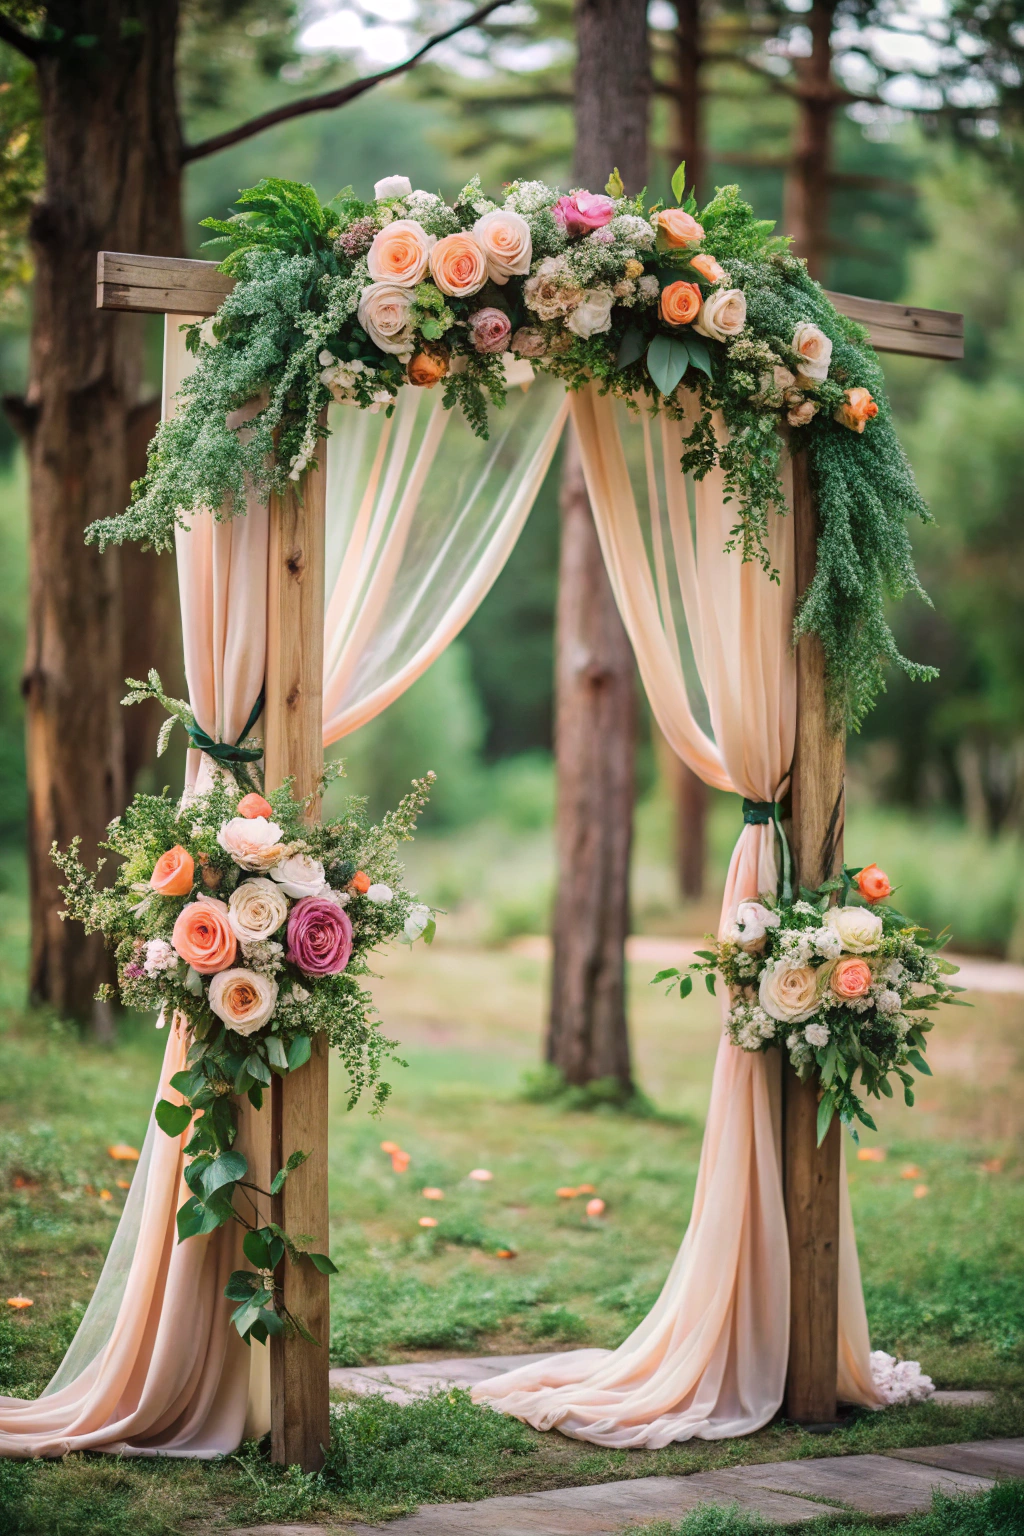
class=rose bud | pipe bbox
[407,346,449,388]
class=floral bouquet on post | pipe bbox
[53,676,436,1346]
[656,863,965,1143]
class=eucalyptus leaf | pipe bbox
[245,1051,272,1085]
[184,966,205,997]
[646,334,690,398]
[266,1035,289,1072]
[685,335,712,379]
[307,1251,339,1275]
[816,1093,836,1146]
[615,326,646,371]
[286,1034,312,1072]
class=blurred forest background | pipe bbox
[0,0,1023,967]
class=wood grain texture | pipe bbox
[784,447,844,1425]
[264,442,330,1472]
[97,253,965,361]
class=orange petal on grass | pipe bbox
[857,1147,886,1163]
[585,1198,606,1217]
[115,1179,131,1190]
[390,1152,410,1173]
[107,1144,140,1162]
[468,1169,493,1182]
[556,1187,578,1199]
[901,1164,922,1180]
[380,1141,400,1154]
[99,1189,112,1201]
[577,1184,596,1195]
[6,1297,33,1309]
[913,1184,929,1199]
[418,1216,438,1228]
[981,1158,1004,1174]
[495,1248,516,1259]
[422,1187,445,1200]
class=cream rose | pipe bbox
[472,208,532,284]
[216,815,286,871]
[208,967,279,1035]
[791,321,833,382]
[374,174,412,200]
[693,288,747,341]
[824,905,883,954]
[227,878,289,944]
[726,899,781,953]
[357,283,415,355]
[566,287,614,338]
[366,219,435,287]
[429,232,488,298]
[271,853,328,901]
[759,963,819,1024]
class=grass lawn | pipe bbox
[1,839,1023,1531]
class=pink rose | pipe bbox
[468,307,512,354]
[552,191,615,236]
[831,956,873,1001]
[286,896,353,976]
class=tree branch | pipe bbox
[0,15,42,60]
[183,0,511,164]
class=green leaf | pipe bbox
[670,160,687,204]
[615,326,646,371]
[258,1306,286,1337]
[907,1048,932,1076]
[855,1105,878,1132]
[245,1051,272,1086]
[685,335,712,379]
[184,966,204,997]
[652,968,680,983]
[224,1269,260,1302]
[155,1099,193,1138]
[646,335,690,398]
[176,1195,206,1242]
[286,1035,312,1072]
[202,1150,248,1198]
[904,1084,915,1107]
[878,1075,893,1098]
[816,1093,836,1146]
[605,166,625,198]
[270,1148,310,1196]
[821,1042,838,1087]
[307,1251,338,1275]
[290,1313,320,1347]
[704,972,717,995]
[247,1084,264,1111]
[695,950,718,963]
[422,917,436,946]
[243,1229,273,1271]
[266,1035,289,1072]
[679,973,693,999]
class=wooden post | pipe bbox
[784,449,845,1424]
[264,449,330,1471]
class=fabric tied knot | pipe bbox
[187,688,265,764]
[740,798,793,905]
[741,799,776,825]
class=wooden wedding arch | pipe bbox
[97,249,964,1470]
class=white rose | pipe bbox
[472,208,532,283]
[759,962,819,1024]
[566,288,615,338]
[270,853,328,901]
[216,816,286,871]
[208,967,279,1036]
[227,877,290,944]
[791,321,833,382]
[824,905,883,954]
[366,883,394,904]
[694,287,747,341]
[357,283,415,355]
[726,899,781,953]
[804,1022,830,1048]
[374,174,412,201]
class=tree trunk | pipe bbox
[547,0,649,1093]
[782,0,836,280]
[673,0,704,203]
[21,2,183,1022]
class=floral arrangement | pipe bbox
[53,680,435,1346]
[657,862,965,1143]
[87,167,933,729]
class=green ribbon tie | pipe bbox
[741,798,793,905]
[186,688,265,764]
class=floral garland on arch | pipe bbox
[656,861,966,1143]
[87,167,934,728]
[53,676,436,1347]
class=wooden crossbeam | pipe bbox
[97,251,965,361]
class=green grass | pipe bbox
[634,1480,1024,1534]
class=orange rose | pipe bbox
[236,792,273,820]
[856,863,892,903]
[150,845,194,897]
[172,898,237,974]
[690,252,725,283]
[831,956,873,1001]
[366,219,434,287]
[407,349,449,388]
[656,207,704,248]
[349,870,371,894]
[429,232,487,298]
[835,386,878,433]
[660,280,701,327]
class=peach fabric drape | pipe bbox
[474,385,881,1445]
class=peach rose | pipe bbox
[208,967,278,1035]
[835,386,878,433]
[656,207,704,248]
[429,232,487,298]
[791,321,833,382]
[349,870,371,894]
[690,251,725,283]
[366,219,435,287]
[856,863,892,903]
[216,815,286,871]
[831,956,873,1001]
[236,793,273,820]
[407,349,449,387]
[150,845,194,897]
[660,280,701,327]
[172,898,237,974]
[472,209,532,283]
[787,400,818,427]
[357,283,414,355]
[694,288,747,341]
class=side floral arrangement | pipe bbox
[88,166,933,729]
[657,862,966,1143]
[53,684,436,1347]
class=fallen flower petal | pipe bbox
[913,1184,929,1199]
[586,1198,606,1217]
[495,1248,516,1259]
[577,1183,596,1195]
[115,1179,131,1190]
[418,1216,438,1228]
[380,1140,400,1154]
[901,1165,921,1180]
[99,1189,112,1201]
[857,1147,886,1163]
[391,1151,410,1173]
[981,1157,1004,1174]
[556,1187,578,1199]
[422,1187,444,1200]
[6,1297,33,1309]
[468,1168,493,1182]
[107,1144,140,1161]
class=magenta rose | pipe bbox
[552,191,615,236]
[468,307,512,354]
[286,896,353,976]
